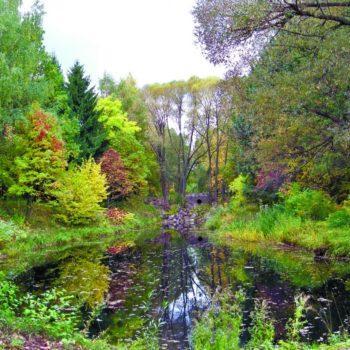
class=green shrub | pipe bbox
[229,175,251,209]
[328,197,350,228]
[0,275,79,340]
[21,289,79,339]
[50,159,107,225]
[283,184,335,220]
[282,294,309,347]
[0,273,20,322]
[328,209,350,228]
[191,288,350,350]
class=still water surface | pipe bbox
[16,230,350,349]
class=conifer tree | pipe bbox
[66,61,105,161]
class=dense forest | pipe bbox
[0,0,350,349]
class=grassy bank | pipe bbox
[0,199,161,275]
[0,199,161,349]
[205,192,350,258]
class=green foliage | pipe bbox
[257,205,286,236]
[285,295,309,344]
[43,55,81,159]
[206,196,350,256]
[21,288,79,339]
[97,96,140,139]
[232,115,256,177]
[192,290,245,350]
[246,300,275,350]
[205,206,226,230]
[191,289,350,350]
[66,61,105,161]
[238,24,350,201]
[114,75,150,136]
[97,97,152,195]
[99,72,118,97]
[0,0,58,130]
[229,175,251,209]
[327,210,350,228]
[195,0,350,202]
[0,273,19,322]
[99,74,152,151]
[8,108,67,202]
[327,197,350,228]
[0,219,27,248]
[50,159,107,225]
[0,274,79,339]
[283,184,335,221]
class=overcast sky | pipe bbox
[22,0,225,87]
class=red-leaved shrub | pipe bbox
[99,149,133,201]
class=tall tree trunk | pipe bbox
[179,169,187,204]
[157,142,169,207]
[221,141,229,200]
[207,151,213,204]
[205,109,214,204]
[213,111,220,203]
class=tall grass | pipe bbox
[206,201,350,257]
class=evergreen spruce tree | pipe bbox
[66,61,105,161]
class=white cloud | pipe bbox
[22,0,225,87]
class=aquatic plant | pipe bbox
[192,289,245,350]
[246,299,275,350]
[192,290,349,350]
[284,295,310,345]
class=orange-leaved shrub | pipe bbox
[106,208,131,225]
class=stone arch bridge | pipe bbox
[185,193,210,207]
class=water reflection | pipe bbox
[12,230,350,349]
[57,258,110,308]
[158,237,211,348]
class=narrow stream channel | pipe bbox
[16,229,350,349]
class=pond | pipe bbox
[13,229,350,349]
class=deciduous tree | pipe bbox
[8,108,66,202]
[51,159,107,225]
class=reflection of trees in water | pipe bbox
[158,237,233,348]
[56,258,110,308]
[103,246,163,342]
